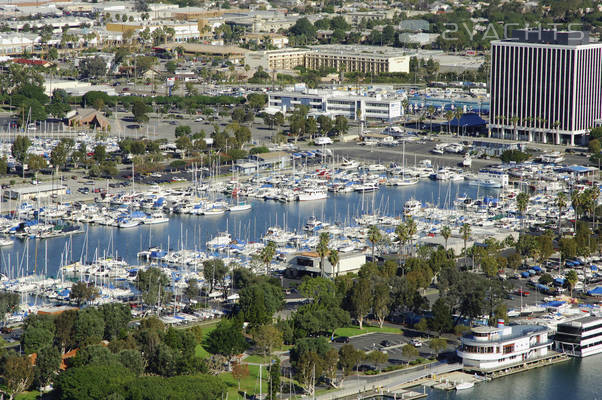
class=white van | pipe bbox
[315,137,333,145]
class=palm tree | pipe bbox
[444,110,454,135]
[454,109,463,136]
[510,116,519,141]
[328,248,340,277]
[405,217,417,256]
[571,190,582,231]
[460,223,471,258]
[553,121,561,145]
[367,225,382,261]
[555,192,567,235]
[317,232,330,278]
[395,223,409,259]
[427,105,435,133]
[565,269,578,297]
[260,241,276,274]
[441,226,451,250]
[516,192,529,230]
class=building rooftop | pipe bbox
[558,315,602,328]
[507,29,590,46]
[308,44,408,58]
[9,184,67,195]
[463,324,548,344]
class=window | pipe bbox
[503,344,515,354]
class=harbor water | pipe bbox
[424,354,602,400]
[0,180,499,278]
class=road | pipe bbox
[315,361,462,400]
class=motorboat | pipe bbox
[462,153,472,167]
[431,145,445,155]
[298,189,328,201]
[455,382,474,390]
[229,202,252,212]
[118,219,140,229]
[144,212,169,224]
[340,159,360,170]
[403,199,421,216]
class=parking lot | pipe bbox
[330,332,456,366]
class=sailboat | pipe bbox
[398,141,418,186]
[229,181,252,212]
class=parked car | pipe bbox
[333,336,350,343]
[410,339,423,347]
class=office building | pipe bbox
[555,316,602,357]
[489,29,602,145]
[267,89,402,122]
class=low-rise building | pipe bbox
[287,251,366,277]
[457,323,552,372]
[5,184,68,201]
[244,48,308,71]
[306,45,410,74]
[268,89,402,122]
[240,33,289,49]
[248,151,290,169]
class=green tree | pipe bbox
[430,297,453,334]
[428,338,447,358]
[441,226,451,250]
[401,344,418,361]
[317,232,330,277]
[174,125,191,137]
[565,269,579,297]
[333,115,348,136]
[268,358,280,400]
[205,318,248,358]
[367,225,382,260]
[372,280,390,328]
[25,154,46,176]
[34,345,61,388]
[135,267,171,309]
[328,248,340,277]
[132,99,149,123]
[259,241,276,274]
[350,278,371,329]
[203,258,227,294]
[252,324,283,357]
[338,344,363,377]
[184,278,200,300]
[70,281,99,306]
[460,223,471,257]
[93,144,106,163]
[238,281,283,326]
[11,135,31,164]
[74,308,105,346]
[2,354,34,398]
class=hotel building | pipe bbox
[489,30,602,145]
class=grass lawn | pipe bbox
[334,325,402,338]
[243,354,274,364]
[15,391,40,400]
[221,364,264,399]
[192,320,220,359]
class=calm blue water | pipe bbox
[424,355,602,400]
[0,181,498,278]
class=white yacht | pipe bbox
[206,232,232,247]
[229,202,252,212]
[540,151,565,164]
[144,212,169,224]
[403,199,421,216]
[462,153,472,167]
[340,159,360,170]
[298,189,328,201]
[431,144,445,154]
[118,219,140,229]
[555,316,602,357]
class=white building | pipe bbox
[267,89,402,122]
[555,316,602,357]
[457,323,552,371]
[490,29,602,145]
[287,251,366,277]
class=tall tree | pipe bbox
[316,232,330,278]
[259,241,276,274]
[11,135,31,164]
[327,249,340,277]
[441,226,451,250]
[367,225,382,260]
[350,278,371,329]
